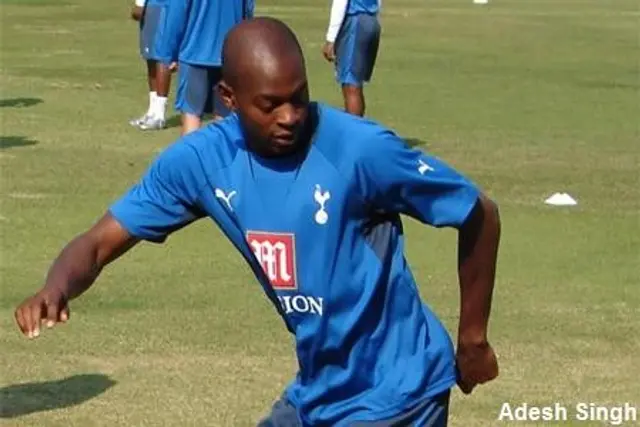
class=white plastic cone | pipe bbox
[544,193,578,206]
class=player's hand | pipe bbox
[322,42,335,62]
[169,62,178,73]
[455,339,499,394]
[131,6,143,21]
[14,287,69,339]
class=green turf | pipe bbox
[1,0,638,425]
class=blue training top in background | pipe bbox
[109,103,480,425]
[348,0,379,15]
[144,0,167,7]
[155,0,254,66]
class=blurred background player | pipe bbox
[323,0,381,117]
[156,0,254,135]
[130,0,175,131]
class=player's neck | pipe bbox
[251,103,319,161]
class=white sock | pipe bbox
[153,96,168,120]
[147,91,157,116]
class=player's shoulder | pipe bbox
[314,103,406,164]
[168,113,243,171]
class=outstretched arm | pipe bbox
[43,213,138,300]
[15,214,138,338]
[15,138,207,339]
[456,194,501,393]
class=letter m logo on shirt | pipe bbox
[246,231,297,290]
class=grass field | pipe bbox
[1,0,639,425]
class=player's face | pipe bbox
[233,55,310,157]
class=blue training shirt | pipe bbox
[144,0,167,7]
[347,0,379,15]
[155,0,254,66]
[109,103,480,425]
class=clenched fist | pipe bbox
[456,340,499,394]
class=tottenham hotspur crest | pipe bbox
[313,185,330,225]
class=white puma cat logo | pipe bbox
[215,188,237,211]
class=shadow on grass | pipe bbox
[0,98,43,108]
[165,114,181,129]
[404,137,427,148]
[0,374,116,419]
[0,136,39,150]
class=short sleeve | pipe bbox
[109,141,206,243]
[134,0,146,7]
[356,131,481,228]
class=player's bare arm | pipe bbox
[131,6,143,21]
[14,213,139,339]
[323,0,347,62]
[131,0,145,20]
[455,194,501,394]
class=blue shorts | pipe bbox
[335,13,381,87]
[257,391,450,426]
[175,62,229,117]
[139,5,165,60]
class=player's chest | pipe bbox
[201,150,358,290]
[208,150,356,232]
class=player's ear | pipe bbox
[218,80,236,111]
